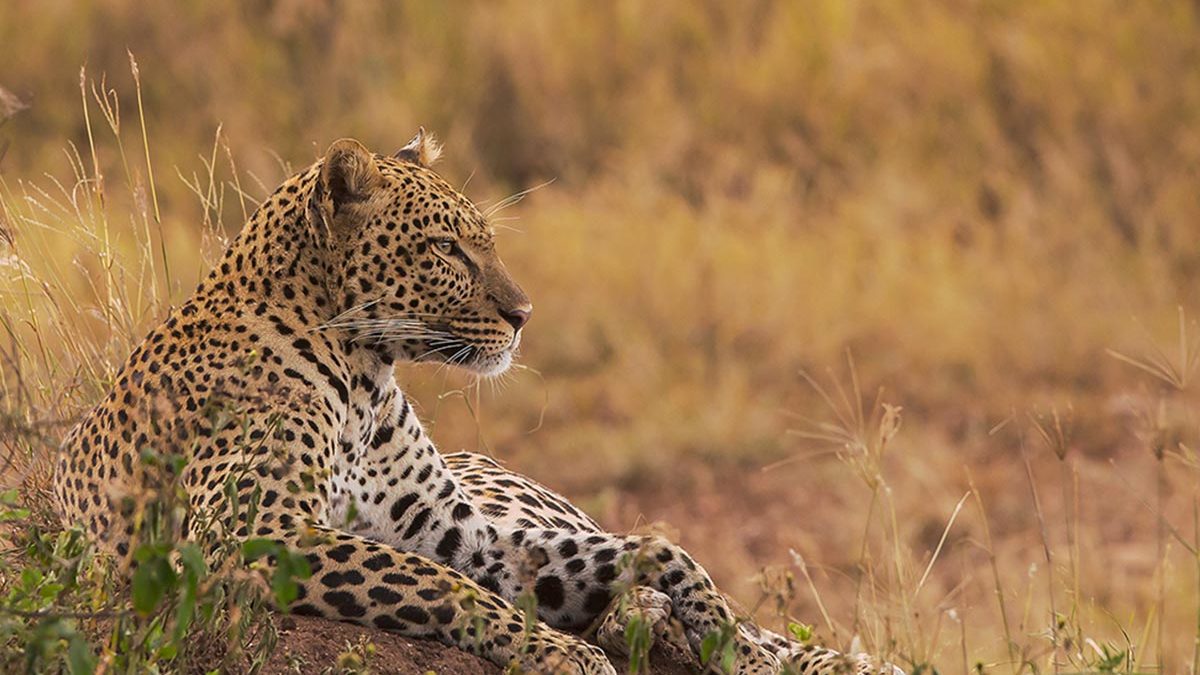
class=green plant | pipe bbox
[0,393,315,674]
[698,621,738,674]
[327,636,377,675]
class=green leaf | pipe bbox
[720,639,736,673]
[133,542,172,565]
[245,484,262,527]
[0,507,31,522]
[132,563,163,615]
[624,614,650,674]
[270,569,299,607]
[786,621,813,643]
[131,557,176,615]
[172,544,203,644]
[241,538,278,562]
[700,631,719,665]
[290,550,312,579]
[67,634,96,675]
[267,548,310,608]
[178,543,207,581]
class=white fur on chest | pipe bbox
[323,385,476,563]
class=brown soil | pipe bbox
[262,614,698,675]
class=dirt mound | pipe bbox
[261,614,698,674]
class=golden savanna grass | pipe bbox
[3,1,1200,672]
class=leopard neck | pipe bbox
[194,167,395,384]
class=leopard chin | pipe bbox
[467,347,515,378]
[456,331,521,377]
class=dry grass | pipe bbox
[3,0,1200,672]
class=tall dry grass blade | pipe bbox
[967,468,1020,674]
[1107,307,1200,390]
[789,549,840,646]
[1019,444,1058,672]
[914,492,969,598]
[128,51,169,300]
[1155,455,1165,670]
[1106,458,1196,555]
[1193,496,1199,675]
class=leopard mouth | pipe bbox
[414,335,478,365]
[326,313,516,375]
[414,331,516,376]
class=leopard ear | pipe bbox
[320,138,383,208]
[393,127,443,167]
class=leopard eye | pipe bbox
[433,239,455,255]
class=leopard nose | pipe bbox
[499,306,531,331]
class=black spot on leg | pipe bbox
[396,605,431,625]
[417,587,446,601]
[383,572,419,585]
[558,539,578,558]
[390,493,418,522]
[431,604,456,624]
[322,591,367,618]
[594,564,617,584]
[320,570,365,587]
[402,507,432,539]
[327,544,356,563]
[583,588,612,615]
[659,569,686,590]
[293,603,322,616]
[436,527,462,560]
[534,575,565,611]
[363,553,394,571]
[368,586,404,604]
[374,615,403,630]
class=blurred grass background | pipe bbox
[3,0,1200,671]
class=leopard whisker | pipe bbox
[319,298,384,327]
[431,345,475,377]
[412,340,468,364]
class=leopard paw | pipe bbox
[595,586,677,657]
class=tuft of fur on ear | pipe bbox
[321,138,384,207]
[393,127,443,167]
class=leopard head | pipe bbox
[312,132,531,376]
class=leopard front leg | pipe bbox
[486,529,780,675]
[339,400,772,671]
[271,524,615,675]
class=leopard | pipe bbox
[52,130,897,674]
